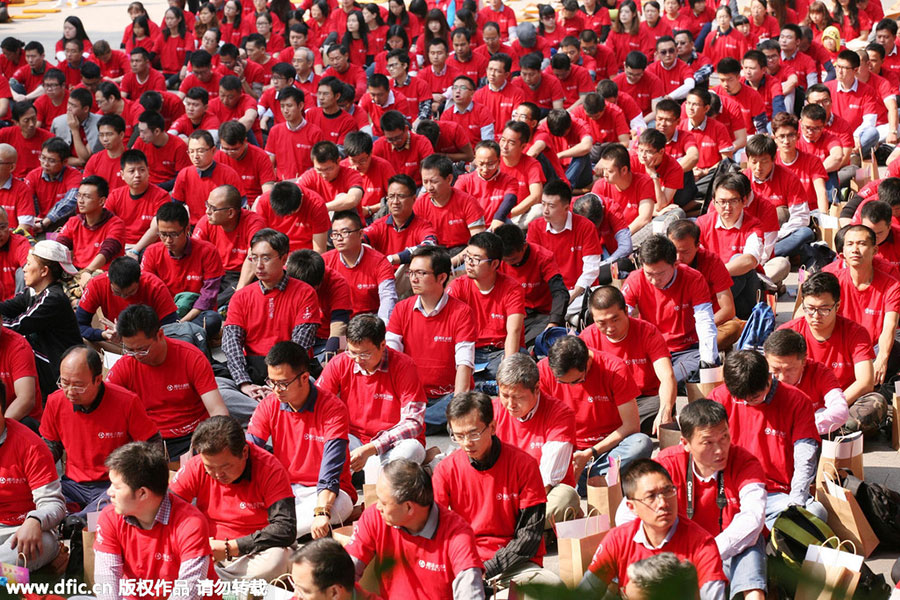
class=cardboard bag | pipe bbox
[363,483,377,508]
[555,513,610,588]
[817,432,864,487]
[83,499,110,587]
[587,457,623,526]
[795,541,863,600]
[815,471,880,558]
[1,554,29,585]
[333,524,379,594]
[261,574,295,600]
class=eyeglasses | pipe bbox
[265,374,300,391]
[248,254,278,264]
[658,48,675,55]
[449,423,490,443]
[407,269,433,279]
[122,343,152,357]
[205,202,231,213]
[802,303,836,317]
[774,133,798,141]
[57,378,88,393]
[189,147,213,155]
[330,228,361,240]
[346,349,374,361]
[630,485,677,507]
[158,228,186,240]
[39,155,60,165]
[451,85,473,91]
[714,198,742,207]
[386,193,411,201]
[462,254,491,266]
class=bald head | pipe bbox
[0,143,17,162]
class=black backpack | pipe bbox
[844,474,900,551]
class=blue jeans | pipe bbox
[859,126,880,155]
[474,347,505,382]
[765,492,827,530]
[61,477,110,517]
[671,345,701,383]
[566,155,592,189]
[774,227,814,262]
[425,392,454,433]
[724,534,767,597]
[576,433,654,496]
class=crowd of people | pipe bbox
[1,0,900,596]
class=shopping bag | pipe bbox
[795,540,863,600]
[1,553,29,585]
[587,456,623,526]
[815,469,880,558]
[332,523,380,595]
[555,510,610,588]
[83,499,110,587]
[658,422,682,450]
[261,573,294,600]
[816,432,864,487]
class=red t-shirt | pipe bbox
[647,60,694,96]
[551,63,594,108]
[213,143,276,202]
[526,213,603,290]
[0,234,30,300]
[94,494,213,599]
[0,420,60,525]
[208,93,263,142]
[579,317,671,397]
[169,111,221,139]
[0,127,52,179]
[254,188,330,253]
[455,169,519,225]
[386,294,477,397]
[794,359,842,414]
[24,166,82,218]
[297,166,365,217]
[169,442,294,539]
[833,266,900,337]
[779,316,874,392]
[433,441,546,563]
[323,247,395,317]
[689,247,734,314]
[538,350,639,449]
[304,107,358,146]
[712,84,766,132]
[797,130,844,167]
[612,71,662,115]
[132,135,191,185]
[40,382,158,482]
[345,503,482,600]
[571,103,630,146]
[473,83,526,140]
[340,156,393,211]
[413,190,484,248]
[105,184,171,245]
[492,395,577,488]
[590,172,656,226]
[172,162,244,226]
[84,150,127,191]
[776,150,828,211]
[630,151,684,193]
[80,271,177,322]
[500,155,546,206]
[58,213,127,269]
[33,93,68,128]
[709,379,819,493]
[178,71,222,98]
[120,68,167,99]
[499,242,562,313]
[314,267,353,340]
[441,101,496,146]
[511,73,566,110]
[191,208,266,272]
[448,272,525,349]
[247,386,355,500]
[372,132,435,186]
[825,79,880,130]
[0,327,41,420]
[107,338,218,439]
[681,118,733,169]
[697,210,763,265]
[265,120,325,180]
[141,238,225,297]
[317,348,426,446]
[622,264,710,353]
[363,214,437,259]
[449,52,489,84]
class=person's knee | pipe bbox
[546,483,582,526]
[619,433,654,462]
[389,439,426,464]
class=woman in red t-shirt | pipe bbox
[220,0,248,46]
[748,0,781,45]
[538,5,566,50]
[342,11,371,66]
[387,0,422,46]
[661,0,682,33]
[256,11,287,54]
[55,16,92,62]
[704,6,748,66]
[807,1,836,44]
[306,1,331,48]
[606,1,654,67]
[159,7,196,83]
[124,15,161,59]
[832,0,871,42]
[193,3,220,43]
[419,8,451,54]
[363,4,389,53]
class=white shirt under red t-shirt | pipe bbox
[141,238,225,298]
[107,338,218,439]
[579,317,671,398]
[448,272,525,349]
[413,190,485,249]
[709,379,819,493]
[323,246,396,317]
[590,172,656,226]
[40,382,158,482]
[169,442,294,540]
[538,350,639,449]
[433,440,547,564]
[779,316,874,390]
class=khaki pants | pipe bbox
[214,546,293,581]
[493,561,564,600]
[546,483,582,529]
[717,319,745,351]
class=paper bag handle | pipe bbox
[548,506,578,529]
[269,573,292,589]
[15,552,26,569]
[835,539,858,555]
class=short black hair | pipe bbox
[120,148,148,168]
[269,181,303,217]
[763,328,807,359]
[495,223,526,256]
[108,256,142,289]
[380,110,408,133]
[877,178,900,207]
[421,154,453,178]
[446,391,493,428]
[117,304,160,339]
[467,231,503,262]
[388,173,417,196]
[678,399,728,440]
[98,113,127,135]
[291,539,355,592]
[639,235,677,266]
[250,228,290,256]
[861,199,893,226]
[106,442,169,497]
[622,458,672,500]
[185,86,210,104]
[543,179,573,204]
[344,131,373,156]
[138,110,165,133]
[192,415,245,457]
[311,141,340,164]
[723,350,771,399]
[716,57,741,75]
[80,175,109,199]
[278,86,305,105]
[409,245,452,287]
[547,335,589,377]
[346,313,386,345]
[589,286,627,312]
[746,133,776,158]
[332,209,363,229]
[667,219,700,244]
[265,341,310,373]
[156,201,189,227]
[286,249,325,287]
[799,271,840,302]
[43,137,71,161]
[218,120,246,145]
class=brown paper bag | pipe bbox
[363,483,377,508]
[816,432,864,487]
[555,512,610,588]
[332,524,382,595]
[795,541,862,600]
[815,470,880,558]
[587,457,623,526]
[658,422,682,450]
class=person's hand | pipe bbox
[545,322,561,331]
[209,538,228,563]
[889,130,899,146]
[78,270,92,289]
[350,443,377,473]
[10,517,43,562]
[874,353,888,386]
[388,254,400,266]
[652,409,674,436]
[66,111,80,132]
[310,514,331,539]
[489,219,504,232]
[572,448,593,478]
[232,60,245,79]
[240,383,268,401]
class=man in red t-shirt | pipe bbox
[434,392,561,588]
[0,204,29,301]
[170,416,295,580]
[342,131,392,216]
[473,54,526,140]
[83,115,127,192]
[493,353,580,528]
[94,442,214,598]
[132,110,191,190]
[109,304,229,459]
[40,346,160,514]
[0,103,53,181]
[538,336,652,495]
[25,137,81,232]
[417,154,486,254]
[631,128,686,213]
[612,52,664,120]
[215,120,276,202]
[318,314,426,485]
[764,329,850,436]
[345,460,484,599]
[265,86,323,181]
[104,149,170,256]
[298,141,365,215]
[56,176,126,278]
[247,342,356,537]
[171,130,243,227]
[591,143,657,240]
[709,350,825,529]
[254,181,329,255]
[580,459,727,596]
[372,111,434,186]
[120,48,167,100]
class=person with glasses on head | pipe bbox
[764,329,849,436]
[172,130,244,228]
[25,137,82,235]
[248,341,356,538]
[386,245,475,433]
[696,173,764,320]
[141,202,225,337]
[299,141,366,216]
[169,416,296,581]
[449,231,524,382]
[709,350,825,530]
[222,228,321,403]
[781,271,875,415]
[318,314,427,487]
[40,345,161,516]
[433,391,562,592]
[192,184,265,307]
[441,75,495,146]
[579,459,727,598]
[324,210,398,322]
[169,87,221,143]
[56,176,126,289]
[109,304,228,460]
[214,120,276,202]
[616,401,767,600]
[0,144,35,237]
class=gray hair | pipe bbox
[496,353,540,390]
[381,459,433,507]
[626,553,699,598]
[294,46,315,63]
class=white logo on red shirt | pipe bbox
[166,383,190,392]
[763,427,786,438]
[0,477,27,485]
[97,431,126,439]
[433,335,452,343]
[304,433,326,442]
[587,395,610,403]
[373,393,394,402]
[418,559,447,572]
[155,552,174,561]
[239,501,266,510]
